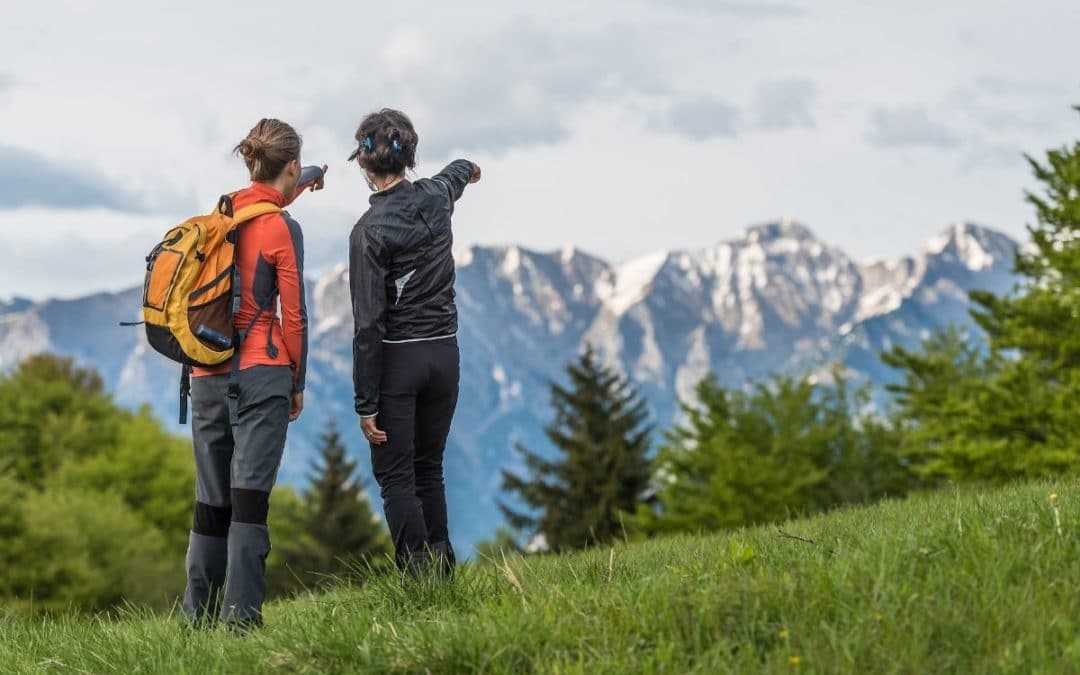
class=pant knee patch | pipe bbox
[231,488,270,525]
[193,502,232,538]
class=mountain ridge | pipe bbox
[0,220,1020,549]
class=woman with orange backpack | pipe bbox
[181,118,323,630]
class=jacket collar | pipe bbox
[247,182,288,207]
[368,179,411,205]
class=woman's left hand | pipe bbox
[361,416,388,445]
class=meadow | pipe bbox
[2,480,1076,674]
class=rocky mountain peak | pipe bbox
[740,218,820,245]
[923,222,1017,272]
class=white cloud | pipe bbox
[649,0,806,18]
[755,78,817,131]
[310,19,673,159]
[0,223,156,299]
[866,107,961,149]
[0,145,145,211]
[661,97,742,139]
[1,0,1079,300]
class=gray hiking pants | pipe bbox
[181,365,292,626]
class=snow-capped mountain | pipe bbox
[586,219,868,420]
[0,221,1019,550]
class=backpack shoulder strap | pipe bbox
[233,202,282,224]
[223,198,283,427]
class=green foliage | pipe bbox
[0,355,119,486]
[500,347,653,552]
[0,355,380,613]
[54,406,195,551]
[303,424,389,568]
[0,355,193,613]
[886,115,1080,482]
[271,424,390,595]
[265,485,317,597]
[884,328,1078,482]
[0,476,28,601]
[0,480,1076,673]
[1,488,176,613]
[637,371,913,535]
[973,128,1080,368]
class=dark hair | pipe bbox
[234,118,301,182]
[348,108,418,176]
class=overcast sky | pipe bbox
[2,0,1078,299]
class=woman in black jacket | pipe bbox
[348,108,480,576]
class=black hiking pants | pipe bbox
[369,337,459,573]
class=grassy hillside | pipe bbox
[2,480,1078,674]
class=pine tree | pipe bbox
[499,346,653,552]
[885,112,1080,481]
[285,423,389,586]
[972,117,1080,369]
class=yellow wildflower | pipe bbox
[1050,493,1060,504]
[779,629,790,640]
[789,656,803,666]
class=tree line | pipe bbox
[494,115,1080,554]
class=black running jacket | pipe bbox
[349,159,475,418]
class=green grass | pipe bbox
[2,480,1079,674]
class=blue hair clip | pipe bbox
[391,138,403,155]
[361,136,375,152]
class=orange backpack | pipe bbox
[137,194,280,423]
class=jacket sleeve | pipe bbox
[431,159,476,210]
[283,180,306,208]
[271,215,309,391]
[350,223,388,418]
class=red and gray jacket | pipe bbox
[194,182,308,393]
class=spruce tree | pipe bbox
[972,119,1080,369]
[289,423,389,585]
[499,346,653,552]
[886,112,1080,481]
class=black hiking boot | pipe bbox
[224,616,263,636]
[430,540,456,581]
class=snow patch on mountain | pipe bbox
[599,250,669,316]
[0,312,51,370]
[313,264,349,337]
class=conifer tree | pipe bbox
[285,423,389,586]
[499,346,653,552]
[886,112,1080,481]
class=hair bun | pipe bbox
[351,108,418,176]
[237,137,266,161]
